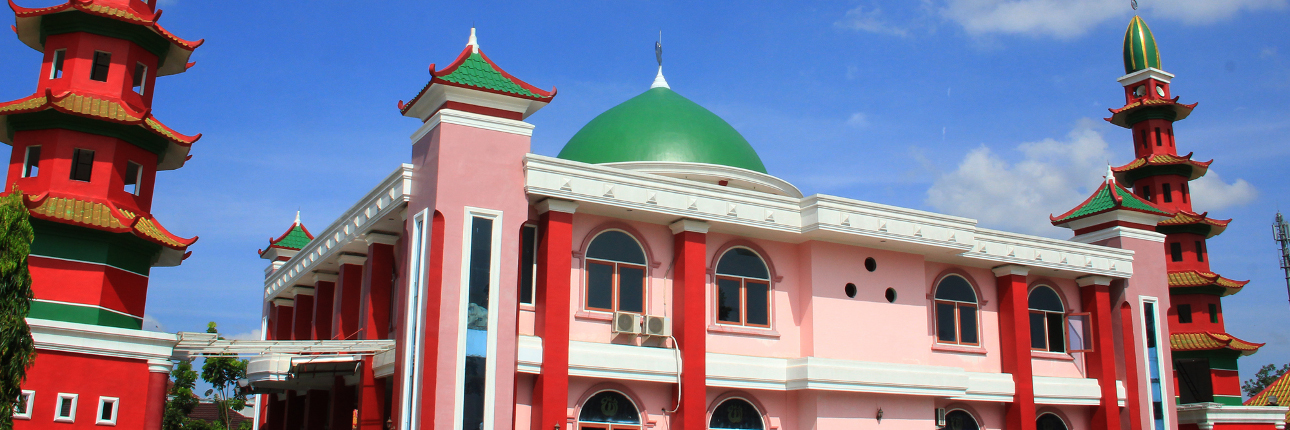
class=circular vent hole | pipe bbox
[845,283,857,298]
[865,257,877,272]
[885,288,897,303]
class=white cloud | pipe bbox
[938,0,1286,38]
[926,119,1115,236]
[1189,170,1258,212]
[835,5,910,36]
[142,314,166,332]
[847,112,870,127]
[227,329,263,341]
[1262,47,1279,59]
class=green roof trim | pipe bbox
[270,224,312,250]
[1123,16,1161,74]
[438,53,548,99]
[558,87,768,173]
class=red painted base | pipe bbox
[15,349,154,429]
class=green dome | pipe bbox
[558,87,767,174]
[1123,16,1161,74]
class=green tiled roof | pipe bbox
[1051,180,1172,224]
[270,224,311,250]
[438,53,548,99]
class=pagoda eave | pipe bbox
[1156,211,1231,238]
[1112,153,1213,183]
[400,44,555,117]
[1105,98,1197,128]
[1170,332,1264,356]
[1168,270,1249,296]
[22,191,196,256]
[10,0,203,76]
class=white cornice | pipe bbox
[1118,67,1175,86]
[1076,275,1114,287]
[1072,226,1167,244]
[411,108,536,144]
[992,264,1030,277]
[28,318,177,363]
[603,161,803,198]
[1177,404,1289,430]
[364,232,400,246]
[535,198,579,215]
[669,219,710,234]
[403,84,548,123]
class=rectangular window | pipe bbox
[1168,129,1175,147]
[54,393,77,423]
[1155,127,1162,147]
[398,211,428,430]
[22,146,40,178]
[1209,303,1219,324]
[459,213,499,430]
[518,225,537,306]
[70,148,94,182]
[1176,358,1214,403]
[1195,241,1205,262]
[1178,304,1192,323]
[1142,185,1153,202]
[1066,313,1092,352]
[1182,183,1189,203]
[1143,299,1168,430]
[1140,130,1148,150]
[50,49,65,79]
[132,62,147,95]
[96,397,118,426]
[13,390,33,420]
[124,161,141,195]
[1170,242,1183,262]
[1162,183,1173,203]
[90,51,111,82]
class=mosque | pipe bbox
[4,1,1288,430]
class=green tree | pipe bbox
[201,322,248,430]
[1243,362,1290,398]
[0,190,35,430]
[163,359,201,430]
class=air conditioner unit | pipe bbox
[643,315,671,337]
[935,408,947,428]
[612,312,642,335]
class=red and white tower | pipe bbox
[2,0,201,428]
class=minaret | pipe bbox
[259,211,314,278]
[2,0,201,428]
[1107,16,1261,408]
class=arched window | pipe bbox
[1037,413,1069,430]
[710,398,764,429]
[715,248,771,327]
[945,410,980,430]
[578,391,641,430]
[934,275,979,346]
[585,231,647,314]
[1029,286,1066,353]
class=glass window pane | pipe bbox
[745,281,770,326]
[586,231,646,264]
[935,276,977,302]
[936,302,957,342]
[586,263,614,311]
[617,265,645,313]
[1046,313,1066,353]
[519,225,537,305]
[710,399,763,429]
[1037,413,1068,430]
[959,305,979,344]
[716,248,769,279]
[578,391,640,424]
[946,410,980,430]
[718,279,742,323]
[1030,312,1047,349]
[1027,286,1063,312]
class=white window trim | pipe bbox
[13,390,34,420]
[453,207,503,430]
[50,49,65,79]
[96,396,119,426]
[1139,295,1170,430]
[399,209,429,430]
[519,224,538,306]
[126,161,143,195]
[21,145,39,178]
[54,393,77,423]
[133,62,147,96]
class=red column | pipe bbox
[313,274,338,341]
[333,257,366,339]
[330,377,356,430]
[419,211,446,429]
[1079,275,1122,430]
[1121,302,1143,430]
[358,238,395,430]
[286,393,307,430]
[303,390,331,430]
[293,290,315,341]
[267,395,287,430]
[273,302,295,343]
[533,200,576,430]
[994,265,1036,430]
[670,219,708,430]
[143,360,170,430]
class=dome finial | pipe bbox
[294,210,301,225]
[652,32,669,89]
[1122,16,1161,74]
[468,27,479,53]
[1105,164,1116,185]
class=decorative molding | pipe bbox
[669,219,710,234]
[337,253,368,266]
[535,198,579,214]
[311,271,339,284]
[290,285,315,296]
[991,264,1030,277]
[411,108,536,143]
[603,161,803,198]
[147,359,174,374]
[1076,275,1114,287]
[1176,403,1289,430]
[271,298,294,307]
[1117,67,1175,86]
[28,318,176,363]
[1072,226,1166,244]
[364,232,399,246]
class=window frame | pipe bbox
[583,230,648,315]
[576,390,642,430]
[713,247,773,329]
[132,62,147,95]
[50,49,66,79]
[1162,183,1173,203]
[709,396,766,430]
[1177,304,1193,324]
[518,224,538,306]
[96,396,119,426]
[124,161,142,195]
[54,393,77,423]
[933,274,981,347]
[1169,242,1183,262]
[1195,241,1205,262]
[22,145,40,178]
[1028,285,1067,353]
[71,148,94,182]
[90,51,111,82]
[13,390,34,420]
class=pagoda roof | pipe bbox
[1170,331,1263,356]
[258,214,313,257]
[23,191,196,254]
[1051,170,1174,225]
[1168,270,1249,296]
[399,43,555,116]
[9,0,203,76]
[1112,152,1212,183]
[0,90,200,170]
[1105,96,1197,128]
[1157,210,1231,238]
[1245,369,1290,413]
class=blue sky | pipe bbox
[3,0,1289,388]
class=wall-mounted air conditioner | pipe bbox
[643,315,671,337]
[612,312,642,335]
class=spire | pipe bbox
[1123,16,1161,74]
[468,27,479,53]
[1104,164,1115,185]
[651,34,669,89]
[294,210,301,225]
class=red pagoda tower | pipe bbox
[1108,16,1262,408]
[2,0,201,429]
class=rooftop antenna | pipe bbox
[652,31,669,89]
[1274,212,1290,310]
